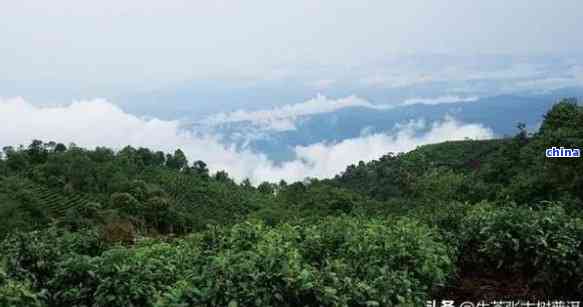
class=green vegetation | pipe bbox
[461,203,583,295]
[0,98,582,305]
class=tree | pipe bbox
[128,180,148,201]
[257,182,275,195]
[90,147,115,163]
[111,193,142,216]
[214,170,232,183]
[166,149,188,170]
[0,158,7,176]
[145,197,174,233]
[54,143,67,153]
[539,98,581,134]
[192,160,209,178]
[3,146,29,172]
[153,151,166,166]
[27,140,49,164]
[240,178,253,191]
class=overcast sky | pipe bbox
[1,0,582,94]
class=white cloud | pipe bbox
[262,116,494,180]
[492,64,583,94]
[355,60,583,96]
[356,64,537,90]
[201,94,393,131]
[505,77,583,93]
[401,95,479,106]
[0,97,494,184]
[463,63,544,81]
[0,97,274,182]
[358,73,431,88]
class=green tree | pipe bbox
[166,149,188,170]
[192,160,209,178]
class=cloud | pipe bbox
[463,63,544,81]
[0,97,274,182]
[494,64,583,94]
[0,97,494,184]
[201,94,393,131]
[401,95,479,106]
[355,61,573,93]
[504,77,583,93]
[358,73,431,88]
[264,116,494,180]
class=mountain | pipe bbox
[199,92,581,161]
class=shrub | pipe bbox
[46,254,99,306]
[92,242,197,307]
[1,218,456,307]
[159,218,454,307]
[0,272,41,307]
[1,227,103,292]
[461,202,583,295]
[100,219,136,244]
[299,217,454,306]
[408,201,472,250]
[159,222,315,307]
[41,241,198,307]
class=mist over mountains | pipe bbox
[2,54,583,182]
[116,54,583,121]
[194,89,583,162]
[107,54,583,164]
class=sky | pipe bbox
[2,0,583,95]
[1,1,582,183]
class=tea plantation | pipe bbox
[1,99,582,306]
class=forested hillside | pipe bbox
[1,99,582,306]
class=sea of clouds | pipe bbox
[0,96,494,184]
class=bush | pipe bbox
[100,219,136,244]
[1,227,103,293]
[411,168,468,202]
[408,201,473,249]
[92,242,197,307]
[4,237,198,307]
[46,254,99,306]
[0,272,41,307]
[159,222,315,307]
[1,218,455,307]
[299,217,454,306]
[159,218,454,307]
[461,202,583,295]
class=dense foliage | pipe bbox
[0,98,582,305]
[461,203,583,295]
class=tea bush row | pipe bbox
[2,217,453,307]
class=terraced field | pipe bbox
[0,177,97,216]
[28,185,97,215]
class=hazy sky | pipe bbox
[2,0,582,93]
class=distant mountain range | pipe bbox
[115,54,583,124]
[194,89,583,161]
